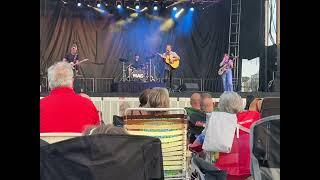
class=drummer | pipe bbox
[129,54,143,70]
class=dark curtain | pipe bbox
[40,0,231,79]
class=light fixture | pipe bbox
[77,2,82,7]
[134,1,140,10]
[173,7,177,11]
[153,1,159,11]
[116,0,122,9]
[174,8,184,18]
[190,7,194,11]
[97,3,101,8]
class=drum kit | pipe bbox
[119,55,157,82]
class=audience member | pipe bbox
[249,98,262,112]
[131,88,152,115]
[40,62,100,133]
[244,94,255,110]
[145,87,170,114]
[200,93,215,113]
[78,93,91,100]
[191,92,242,146]
[139,88,152,107]
[83,123,128,135]
[190,93,201,110]
[119,101,131,116]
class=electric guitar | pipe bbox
[218,56,238,75]
[70,59,89,69]
[157,53,180,69]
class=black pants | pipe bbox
[165,68,174,89]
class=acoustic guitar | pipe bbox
[218,56,238,75]
[157,53,180,69]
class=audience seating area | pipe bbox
[40,94,279,180]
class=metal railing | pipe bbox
[40,77,240,93]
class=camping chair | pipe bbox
[260,97,280,118]
[250,115,280,180]
[40,134,164,180]
[124,108,188,180]
[40,133,82,144]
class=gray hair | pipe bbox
[218,92,243,114]
[48,62,74,89]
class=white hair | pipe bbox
[218,92,243,114]
[48,61,74,89]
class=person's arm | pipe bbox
[229,59,234,68]
[219,58,225,67]
[172,52,180,60]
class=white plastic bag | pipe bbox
[202,112,237,153]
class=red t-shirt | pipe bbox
[40,87,100,133]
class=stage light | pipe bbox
[153,6,158,10]
[174,8,184,18]
[140,7,148,12]
[173,7,177,11]
[97,3,101,8]
[135,5,140,9]
[116,1,122,9]
[190,7,194,11]
[77,2,81,7]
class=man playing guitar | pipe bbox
[159,44,180,90]
[219,53,237,92]
[63,44,80,75]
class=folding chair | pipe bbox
[250,115,280,180]
[124,108,188,180]
[40,134,164,180]
[40,133,82,144]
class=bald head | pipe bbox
[190,93,201,110]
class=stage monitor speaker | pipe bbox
[179,83,200,92]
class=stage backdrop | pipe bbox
[40,0,231,80]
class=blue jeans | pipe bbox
[221,69,233,92]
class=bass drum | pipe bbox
[132,69,144,79]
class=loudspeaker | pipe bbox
[178,83,200,92]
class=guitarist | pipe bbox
[63,44,80,75]
[219,53,234,92]
[161,44,180,90]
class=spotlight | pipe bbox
[77,2,81,7]
[173,7,177,11]
[116,1,122,9]
[134,2,140,10]
[190,7,194,11]
[153,1,159,11]
[174,8,184,18]
[97,3,101,8]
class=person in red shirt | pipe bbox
[40,62,100,133]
